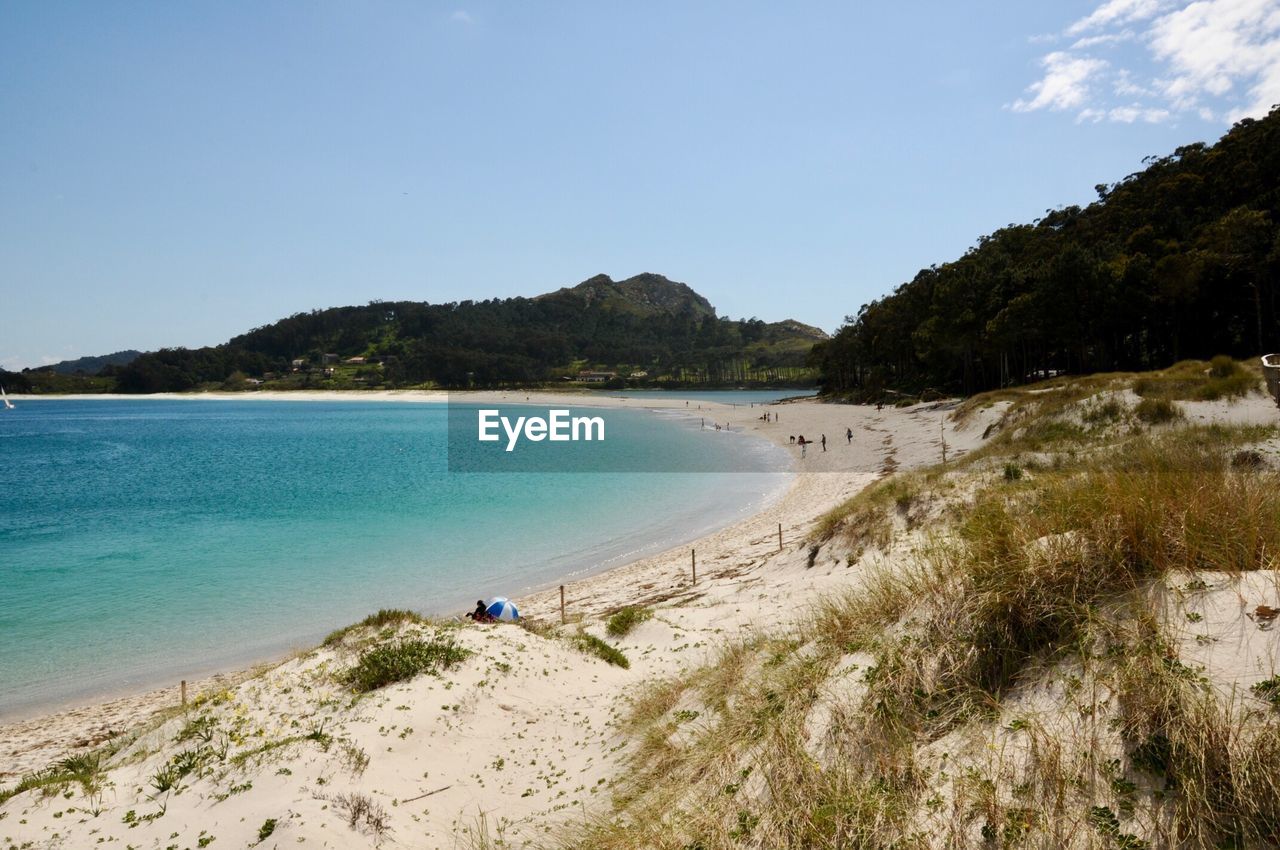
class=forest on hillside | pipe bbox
[811,106,1280,399]
[21,275,823,393]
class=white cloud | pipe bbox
[1012,52,1109,112]
[1016,0,1280,124]
[1113,68,1153,96]
[1108,104,1172,121]
[1071,30,1137,49]
[450,9,473,24]
[1066,0,1166,35]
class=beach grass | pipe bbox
[341,632,470,692]
[555,408,1280,848]
[322,608,427,647]
[570,631,630,668]
[605,606,652,638]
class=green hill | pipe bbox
[47,350,142,375]
[812,106,1280,399]
[109,273,825,393]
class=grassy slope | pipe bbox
[549,362,1280,850]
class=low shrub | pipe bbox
[1132,357,1258,403]
[323,608,424,647]
[342,632,469,692]
[606,606,653,638]
[571,632,630,668]
[1082,397,1126,426]
[1135,397,1182,424]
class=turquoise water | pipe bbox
[0,398,788,719]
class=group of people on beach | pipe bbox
[787,427,855,457]
[788,434,826,456]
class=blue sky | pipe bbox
[4,0,1279,369]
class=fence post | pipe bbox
[180,680,187,706]
[778,522,783,552]
[691,549,697,585]
[560,585,566,625]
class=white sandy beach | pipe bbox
[0,393,981,845]
[3,389,1276,849]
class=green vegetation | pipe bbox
[84,273,821,393]
[45,350,142,375]
[323,608,426,647]
[570,631,630,669]
[811,473,926,549]
[256,818,277,843]
[1,367,116,395]
[341,632,469,692]
[605,606,653,638]
[1134,396,1184,424]
[1132,356,1260,401]
[560,395,1280,848]
[812,107,1280,399]
[0,753,106,807]
[1253,675,1280,708]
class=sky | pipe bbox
[3,0,1280,370]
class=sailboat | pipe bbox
[1,385,13,410]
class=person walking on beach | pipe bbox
[798,435,807,458]
[846,426,853,444]
[821,434,827,452]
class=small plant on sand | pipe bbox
[0,751,109,805]
[518,617,560,638]
[571,632,630,668]
[341,631,469,692]
[1134,396,1182,424]
[1082,397,1127,426]
[1252,675,1280,708]
[339,740,370,775]
[176,714,217,744]
[323,608,425,647]
[606,606,653,638]
[256,817,277,844]
[329,792,391,838]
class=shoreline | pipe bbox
[0,392,788,723]
[0,395,966,782]
[6,387,815,407]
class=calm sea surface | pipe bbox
[0,396,789,718]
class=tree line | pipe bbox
[102,276,822,392]
[811,106,1280,398]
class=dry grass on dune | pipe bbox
[536,403,1280,849]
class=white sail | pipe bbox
[1,385,13,410]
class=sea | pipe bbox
[0,392,800,719]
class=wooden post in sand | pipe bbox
[691,549,697,585]
[778,522,783,552]
[940,420,948,465]
[180,680,187,706]
[560,585,566,625]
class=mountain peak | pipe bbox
[545,272,716,319]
